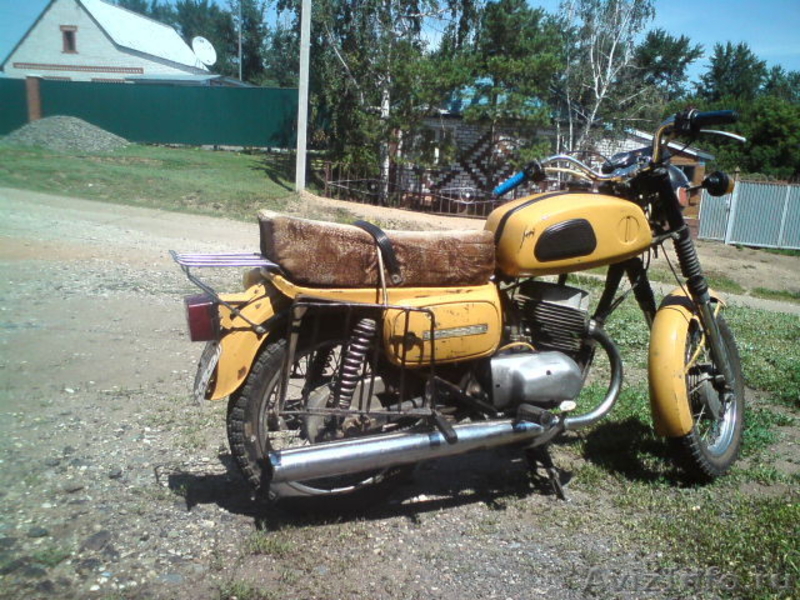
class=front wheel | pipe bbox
[669,317,745,481]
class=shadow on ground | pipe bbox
[163,417,689,528]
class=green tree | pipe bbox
[243,0,270,83]
[465,0,562,169]
[115,0,149,13]
[697,41,767,102]
[290,0,480,191]
[743,95,800,179]
[114,1,176,26]
[147,0,178,26]
[263,24,299,87]
[763,65,800,104]
[634,28,702,101]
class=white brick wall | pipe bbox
[3,0,203,81]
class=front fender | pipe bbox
[648,288,723,437]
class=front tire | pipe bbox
[669,317,745,481]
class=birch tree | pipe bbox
[555,0,655,151]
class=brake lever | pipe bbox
[698,129,747,143]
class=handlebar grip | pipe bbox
[493,171,526,196]
[690,110,738,131]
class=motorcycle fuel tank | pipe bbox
[485,192,652,277]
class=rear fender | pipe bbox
[648,287,724,437]
[206,282,289,400]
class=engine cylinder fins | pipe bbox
[523,299,588,354]
[516,280,590,356]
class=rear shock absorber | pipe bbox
[335,318,377,409]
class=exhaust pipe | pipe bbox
[268,419,546,484]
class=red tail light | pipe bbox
[184,294,220,342]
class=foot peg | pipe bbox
[517,403,555,427]
[432,413,458,444]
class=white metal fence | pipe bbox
[698,180,800,250]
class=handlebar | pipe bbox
[492,109,741,196]
[493,171,527,196]
[677,109,739,134]
[493,161,547,196]
[493,155,642,196]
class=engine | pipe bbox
[489,280,590,411]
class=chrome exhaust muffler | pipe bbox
[268,419,546,484]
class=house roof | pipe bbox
[1,0,206,72]
[79,0,206,71]
[125,74,252,87]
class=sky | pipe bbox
[2,0,799,81]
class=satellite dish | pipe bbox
[192,36,217,67]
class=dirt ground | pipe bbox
[0,186,797,599]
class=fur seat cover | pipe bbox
[258,210,495,288]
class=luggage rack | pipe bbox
[170,251,281,334]
[170,251,280,269]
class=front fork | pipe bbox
[671,226,736,389]
[657,169,736,390]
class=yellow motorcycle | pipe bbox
[173,109,745,505]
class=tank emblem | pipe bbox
[422,324,489,341]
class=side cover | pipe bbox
[382,284,503,367]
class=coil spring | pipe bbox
[335,318,377,409]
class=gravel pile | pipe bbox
[1,115,129,153]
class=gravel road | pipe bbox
[0,187,795,600]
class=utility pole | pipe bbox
[295,0,311,192]
[238,0,243,81]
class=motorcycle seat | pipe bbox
[258,210,496,288]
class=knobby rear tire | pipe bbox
[227,337,411,510]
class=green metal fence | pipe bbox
[0,79,29,136]
[0,79,298,148]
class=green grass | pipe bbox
[727,307,800,408]
[30,546,71,568]
[752,287,800,304]
[245,531,296,558]
[217,580,275,600]
[0,143,296,220]
[764,247,800,257]
[631,493,799,600]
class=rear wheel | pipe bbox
[669,317,744,481]
[227,335,414,507]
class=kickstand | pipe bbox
[526,445,569,501]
